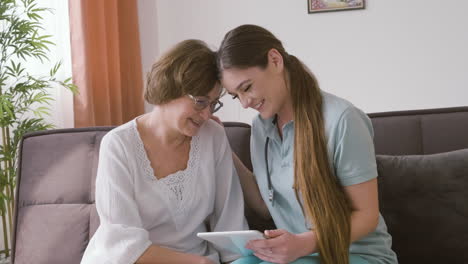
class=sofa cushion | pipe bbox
[13,129,108,264]
[14,204,91,264]
[376,149,468,264]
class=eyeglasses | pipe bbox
[187,94,224,113]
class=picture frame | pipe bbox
[308,0,365,14]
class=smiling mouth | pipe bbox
[253,99,265,110]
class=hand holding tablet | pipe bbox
[197,230,266,256]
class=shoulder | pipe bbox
[321,91,354,123]
[198,119,228,147]
[321,91,372,134]
[100,119,137,152]
[200,119,226,137]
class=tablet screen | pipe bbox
[197,230,265,256]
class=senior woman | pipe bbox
[81,40,249,264]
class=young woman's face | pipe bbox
[164,84,223,137]
[220,49,289,120]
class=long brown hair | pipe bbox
[217,25,352,264]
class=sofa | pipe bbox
[11,106,468,264]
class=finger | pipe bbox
[252,247,274,256]
[265,229,287,238]
[250,233,289,250]
[247,238,273,249]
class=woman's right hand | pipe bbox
[246,229,317,264]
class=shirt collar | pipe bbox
[257,114,294,142]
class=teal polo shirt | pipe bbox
[250,91,398,264]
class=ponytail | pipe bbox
[287,55,352,264]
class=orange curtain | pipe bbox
[69,0,145,127]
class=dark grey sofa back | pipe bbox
[370,107,468,155]
[12,107,468,264]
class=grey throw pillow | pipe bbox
[376,148,468,264]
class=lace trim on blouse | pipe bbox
[131,120,200,229]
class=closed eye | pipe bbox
[244,84,252,92]
[230,93,238,100]
[229,83,251,100]
[196,99,208,105]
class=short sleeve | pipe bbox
[81,133,152,264]
[333,107,378,186]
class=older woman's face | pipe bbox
[165,84,223,137]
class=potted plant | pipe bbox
[0,0,77,261]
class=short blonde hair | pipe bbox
[144,39,218,105]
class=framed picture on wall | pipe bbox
[308,0,365,14]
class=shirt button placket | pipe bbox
[281,128,290,168]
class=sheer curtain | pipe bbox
[22,1,75,128]
[69,0,145,127]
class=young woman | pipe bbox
[81,40,249,264]
[216,25,398,264]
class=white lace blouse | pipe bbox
[81,119,248,264]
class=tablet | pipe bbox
[197,230,266,256]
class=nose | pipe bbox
[238,94,251,109]
[199,105,212,121]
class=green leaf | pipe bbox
[0,100,4,120]
[33,106,50,118]
[32,92,53,105]
[49,61,62,76]
[1,100,15,119]
[4,66,16,78]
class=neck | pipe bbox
[145,107,188,147]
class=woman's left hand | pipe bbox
[245,229,317,264]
